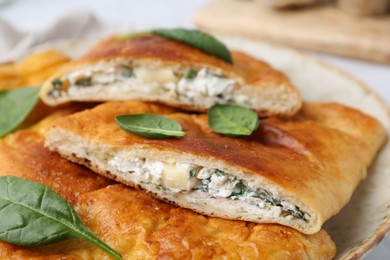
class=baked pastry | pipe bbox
[0,113,336,259]
[44,101,386,234]
[0,50,70,90]
[40,34,301,117]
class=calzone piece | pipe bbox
[44,101,386,234]
[0,122,336,259]
[40,35,301,117]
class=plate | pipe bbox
[27,36,390,259]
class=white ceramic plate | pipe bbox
[27,36,390,259]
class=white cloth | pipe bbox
[0,10,121,62]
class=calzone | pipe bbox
[0,114,336,259]
[40,34,301,117]
[44,101,386,234]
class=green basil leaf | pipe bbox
[115,114,186,138]
[116,30,152,41]
[208,104,259,136]
[152,28,233,64]
[0,86,40,137]
[0,176,121,260]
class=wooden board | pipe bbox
[194,0,390,64]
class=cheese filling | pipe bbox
[48,62,248,107]
[107,156,309,221]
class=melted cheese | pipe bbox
[161,162,196,191]
[134,67,176,83]
[108,156,198,192]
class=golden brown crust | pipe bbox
[86,35,236,72]
[0,239,93,260]
[0,184,336,259]
[0,64,23,90]
[75,184,336,259]
[45,101,387,233]
[232,51,291,86]
[0,50,70,90]
[17,101,99,134]
[295,102,386,161]
[0,132,112,204]
[17,50,71,85]
[0,122,335,259]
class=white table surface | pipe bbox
[0,0,389,258]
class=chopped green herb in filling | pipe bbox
[189,169,196,177]
[75,78,92,86]
[193,169,308,221]
[52,79,63,90]
[184,68,197,79]
[108,156,309,222]
[49,79,67,98]
[121,70,135,78]
[51,64,237,110]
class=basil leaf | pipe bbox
[0,176,121,260]
[0,86,40,137]
[208,104,259,136]
[115,114,186,138]
[152,28,233,64]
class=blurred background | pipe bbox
[0,0,205,29]
[0,0,389,259]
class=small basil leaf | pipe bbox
[116,30,152,41]
[115,114,186,138]
[0,176,121,260]
[152,28,233,64]
[208,104,259,136]
[0,86,40,137]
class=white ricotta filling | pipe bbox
[176,68,237,107]
[106,156,308,221]
[51,63,249,108]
